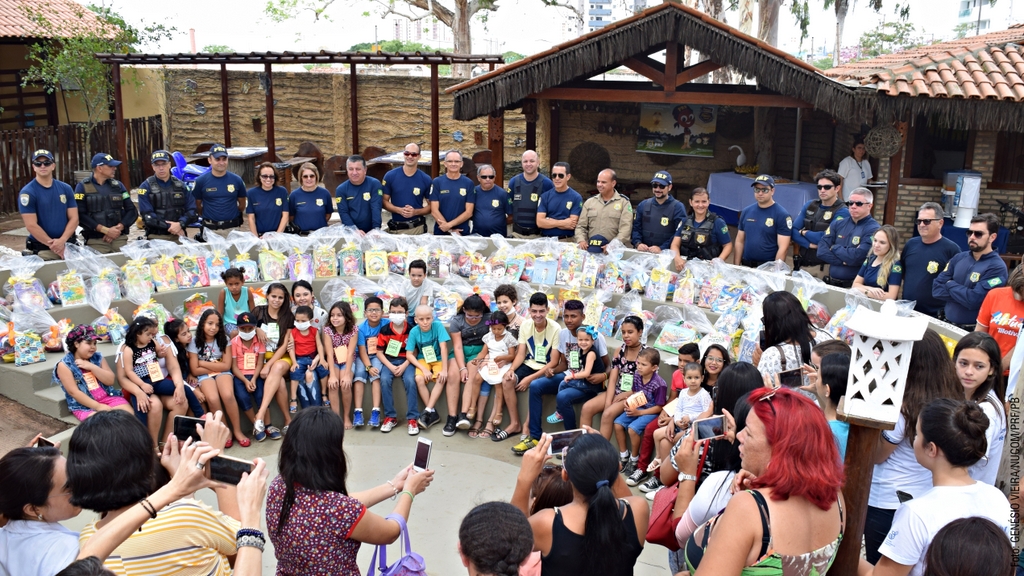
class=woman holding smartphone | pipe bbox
[754,292,831,387]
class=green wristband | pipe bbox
[399,490,414,502]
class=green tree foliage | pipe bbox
[812,56,834,69]
[21,3,175,135]
[202,44,234,53]
[953,22,977,39]
[858,21,922,58]
[348,40,435,52]
[502,51,524,62]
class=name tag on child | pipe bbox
[534,343,548,361]
[83,372,100,391]
[489,361,499,375]
[619,373,634,392]
[366,339,377,355]
[423,345,438,363]
[147,361,164,381]
[625,391,648,410]
[243,353,257,371]
[386,339,402,357]
[568,350,580,370]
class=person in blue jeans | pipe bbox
[553,325,606,424]
[614,348,668,476]
[374,297,419,434]
[353,296,388,427]
[287,306,330,410]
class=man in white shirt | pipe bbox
[837,139,872,199]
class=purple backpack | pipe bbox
[368,514,427,576]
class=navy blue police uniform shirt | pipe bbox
[19,179,77,242]
[288,187,334,232]
[336,177,383,232]
[429,174,476,235]
[932,250,1009,324]
[245,185,289,236]
[137,176,198,230]
[857,257,904,290]
[737,203,792,262]
[537,187,584,238]
[816,215,881,281]
[193,171,246,222]
[472,185,512,237]
[900,236,962,316]
[631,196,688,249]
[382,167,432,223]
[791,199,849,250]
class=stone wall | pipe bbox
[162,69,526,171]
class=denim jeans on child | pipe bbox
[354,356,385,384]
[379,357,419,421]
[290,355,329,408]
[132,377,205,424]
[233,376,265,412]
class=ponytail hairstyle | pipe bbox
[953,331,1005,407]
[194,309,227,352]
[125,316,157,350]
[562,433,627,574]
[458,502,534,576]
[919,399,990,468]
[458,293,488,317]
[163,319,190,377]
[220,267,244,283]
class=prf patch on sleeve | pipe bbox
[988,277,1003,287]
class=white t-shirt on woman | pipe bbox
[869,413,934,509]
[968,390,1006,485]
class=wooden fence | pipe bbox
[0,115,163,213]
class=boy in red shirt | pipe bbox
[288,305,330,410]
[375,297,420,434]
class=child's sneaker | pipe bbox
[253,420,267,443]
[621,459,637,477]
[369,408,381,428]
[266,426,282,440]
[546,411,563,424]
[639,476,664,493]
[408,420,420,435]
[443,416,458,437]
[353,409,365,427]
[512,437,538,455]
[380,417,397,433]
[625,467,648,486]
[418,410,440,429]
[456,412,472,430]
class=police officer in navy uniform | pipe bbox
[631,171,687,253]
[18,149,79,260]
[671,186,732,267]
[816,187,880,288]
[137,150,198,240]
[75,152,137,254]
[792,169,848,273]
[933,212,1009,330]
[192,144,246,231]
[508,150,554,238]
[336,154,383,234]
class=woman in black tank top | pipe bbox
[511,433,648,575]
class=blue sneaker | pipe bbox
[253,420,267,442]
[369,408,381,428]
[353,409,365,427]
[546,411,563,424]
[266,426,282,440]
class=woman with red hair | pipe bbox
[681,387,845,576]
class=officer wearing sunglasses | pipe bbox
[18,149,79,260]
[471,163,513,237]
[932,212,1008,330]
[816,187,880,288]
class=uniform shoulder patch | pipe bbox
[988,277,1003,287]
[893,264,903,273]
[137,187,146,195]
[122,191,130,200]
[20,194,30,206]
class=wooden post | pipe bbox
[111,63,130,185]
[430,63,439,178]
[883,120,907,225]
[220,64,231,147]
[350,62,359,155]
[548,101,560,172]
[523,99,537,153]
[664,41,679,92]
[833,413,890,575]
[489,110,505,186]
[264,63,275,163]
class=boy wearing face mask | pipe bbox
[288,306,330,411]
[230,312,277,441]
[375,298,419,434]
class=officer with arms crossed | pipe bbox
[932,213,1008,331]
[75,152,137,254]
[336,154,383,234]
[471,164,512,237]
[508,150,554,238]
[137,150,198,240]
[575,169,633,252]
[383,143,432,235]
[901,202,962,317]
[429,150,475,235]
[732,175,792,268]
[816,187,879,288]
[671,186,732,268]
[18,149,78,260]
[192,144,246,231]
[536,161,583,240]
[792,170,848,273]
[631,171,687,253]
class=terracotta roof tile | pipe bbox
[0,0,106,39]
[825,23,1024,102]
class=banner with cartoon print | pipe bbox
[636,103,718,157]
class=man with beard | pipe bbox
[932,212,1008,330]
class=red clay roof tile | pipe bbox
[0,0,107,39]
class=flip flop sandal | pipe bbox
[476,426,494,440]
[468,420,484,439]
[289,399,297,414]
[491,428,521,442]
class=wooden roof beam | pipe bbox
[533,86,812,108]
[623,56,665,84]
[675,60,723,88]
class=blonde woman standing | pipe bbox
[853,225,902,300]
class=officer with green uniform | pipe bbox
[575,168,633,252]
[74,152,137,254]
[136,150,198,240]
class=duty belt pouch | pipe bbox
[387,216,425,231]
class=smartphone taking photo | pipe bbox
[777,368,803,388]
[35,436,55,448]
[173,415,206,443]
[693,415,726,441]
[547,429,585,456]
[208,455,254,485]
[413,438,432,472]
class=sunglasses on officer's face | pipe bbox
[33,161,53,167]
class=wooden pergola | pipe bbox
[94,50,505,184]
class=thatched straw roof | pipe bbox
[448,2,870,122]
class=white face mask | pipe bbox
[238,330,256,341]
[295,321,311,331]
[389,313,406,325]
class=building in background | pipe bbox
[957,0,1024,34]
[392,16,454,50]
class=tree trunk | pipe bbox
[833,0,849,67]
[452,0,472,78]
[738,0,754,35]
[699,0,731,83]
[757,0,782,46]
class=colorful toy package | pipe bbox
[365,249,388,281]
[645,267,672,302]
[597,307,618,338]
[287,251,314,282]
[14,331,44,366]
[556,248,585,287]
[92,268,122,302]
[8,276,51,311]
[259,248,288,281]
[150,256,179,293]
[580,255,603,290]
[673,272,696,305]
[314,245,338,278]
[582,290,611,327]
[387,250,407,276]
[92,308,128,344]
[202,231,232,287]
[806,300,832,329]
[432,289,461,323]
[56,270,87,307]
[596,261,625,293]
[227,230,261,282]
[338,242,363,276]
[120,242,155,302]
[428,248,452,279]
[132,299,170,330]
[182,293,215,330]
[408,246,429,272]
[654,322,699,354]
[711,283,744,314]
[533,254,558,286]
[174,255,210,289]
